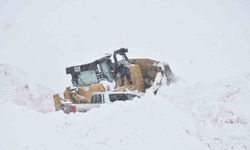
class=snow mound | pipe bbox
[0,95,208,150]
[0,64,54,112]
[157,74,250,150]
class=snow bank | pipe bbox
[0,64,54,112]
[0,94,208,150]
[157,74,250,150]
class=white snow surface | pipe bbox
[0,0,250,150]
[0,64,54,112]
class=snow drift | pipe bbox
[0,64,54,112]
[0,95,208,150]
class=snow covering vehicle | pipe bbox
[53,48,174,112]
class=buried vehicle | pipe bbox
[53,48,175,112]
[57,91,141,113]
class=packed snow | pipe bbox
[0,0,250,150]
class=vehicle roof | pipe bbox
[92,91,140,95]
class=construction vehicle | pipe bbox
[53,48,175,112]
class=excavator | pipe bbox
[53,48,175,111]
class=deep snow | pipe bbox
[0,0,250,150]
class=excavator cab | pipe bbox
[66,54,114,87]
[64,55,114,103]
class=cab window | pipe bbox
[77,70,98,86]
[91,94,103,103]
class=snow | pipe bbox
[0,95,209,150]
[157,75,250,150]
[1,0,250,149]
